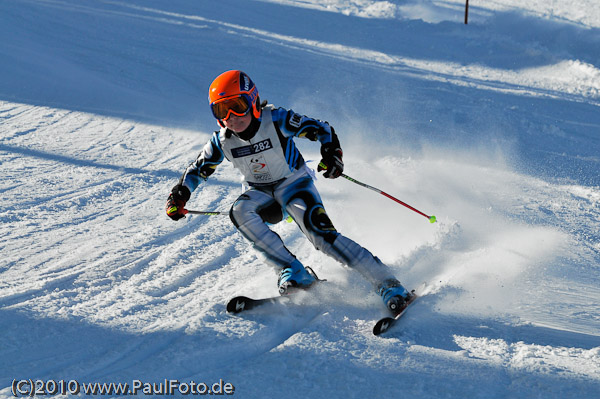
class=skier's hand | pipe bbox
[318,142,344,178]
[166,184,191,221]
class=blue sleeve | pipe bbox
[181,132,225,192]
[271,107,334,146]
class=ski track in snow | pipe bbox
[1,0,600,398]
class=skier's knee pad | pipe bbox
[258,202,284,225]
[304,204,338,248]
[306,205,336,234]
[230,193,283,227]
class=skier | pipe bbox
[166,70,412,314]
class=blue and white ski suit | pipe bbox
[180,105,398,289]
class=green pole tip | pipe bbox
[429,215,437,224]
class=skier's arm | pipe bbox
[180,132,225,191]
[166,132,225,220]
[272,107,334,143]
[272,108,344,178]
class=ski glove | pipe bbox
[166,184,191,221]
[318,142,344,179]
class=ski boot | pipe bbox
[378,278,412,315]
[277,259,318,295]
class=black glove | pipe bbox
[318,142,344,179]
[166,184,191,221]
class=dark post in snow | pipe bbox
[464,0,469,24]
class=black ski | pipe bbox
[225,283,325,314]
[373,291,418,336]
[228,267,325,314]
[226,295,290,314]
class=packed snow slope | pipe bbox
[1,0,599,397]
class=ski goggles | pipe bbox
[210,95,251,121]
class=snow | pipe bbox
[1,0,599,397]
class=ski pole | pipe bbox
[184,208,294,223]
[183,209,226,216]
[319,162,437,223]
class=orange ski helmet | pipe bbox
[208,70,260,124]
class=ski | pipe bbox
[226,283,325,314]
[373,291,418,336]
[227,268,325,314]
[226,295,290,314]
